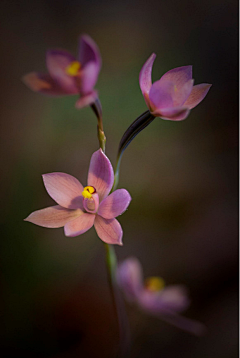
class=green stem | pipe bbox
[91,100,106,152]
[104,243,130,357]
[91,100,130,357]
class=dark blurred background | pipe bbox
[0,0,238,357]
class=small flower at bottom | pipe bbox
[24,149,131,245]
[139,54,212,121]
[23,34,101,109]
[117,257,205,335]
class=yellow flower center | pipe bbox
[66,61,81,76]
[82,186,96,199]
[145,276,165,292]
[174,84,178,92]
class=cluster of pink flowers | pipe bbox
[24,34,211,334]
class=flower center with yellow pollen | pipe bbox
[145,276,165,292]
[82,186,96,199]
[66,61,81,76]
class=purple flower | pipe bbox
[24,149,131,245]
[23,35,101,109]
[139,54,212,121]
[117,257,205,335]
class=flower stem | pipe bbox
[104,243,131,357]
[91,99,130,357]
[91,99,106,152]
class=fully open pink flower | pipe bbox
[25,149,131,245]
[117,257,205,335]
[23,34,101,109]
[139,54,212,121]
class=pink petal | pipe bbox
[149,79,174,110]
[46,50,79,94]
[64,212,95,237]
[159,65,192,89]
[152,106,190,121]
[75,90,98,109]
[138,285,190,314]
[80,62,100,95]
[116,257,143,301]
[22,72,70,96]
[87,149,114,202]
[24,205,82,228]
[78,35,101,95]
[159,313,206,336]
[98,189,131,219]
[43,173,84,209]
[155,285,190,312]
[78,34,102,69]
[184,83,212,109]
[94,216,123,245]
[172,79,194,107]
[139,53,156,107]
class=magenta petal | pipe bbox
[116,257,143,301]
[46,50,78,93]
[139,53,156,106]
[87,149,114,202]
[22,72,70,96]
[78,34,101,69]
[159,65,192,88]
[64,212,95,237]
[75,90,98,109]
[149,79,174,110]
[172,79,194,107]
[43,173,83,209]
[184,83,212,109]
[153,106,190,121]
[24,205,82,228]
[98,189,131,219]
[94,216,123,245]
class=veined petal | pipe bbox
[98,189,131,219]
[43,173,84,209]
[172,79,194,107]
[24,205,82,228]
[75,90,98,109]
[22,72,70,96]
[116,257,143,301]
[139,53,156,106]
[184,83,212,109]
[46,50,79,93]
[64,212,95,237]
[159,65,192,89]
[153,106,190,121]
[94,216,123,245]
[87,149,114,202]
[78,34,101,69]
[149,79,174,110]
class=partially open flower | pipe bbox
[139,54,212,121]
[24,149,131,245]
[117,257,205,335]
[23,34,101,109]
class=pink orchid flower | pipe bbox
[25,149,131,245]
[139,54,212,121]
[117,257,205,335]
[23,34,101,109]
